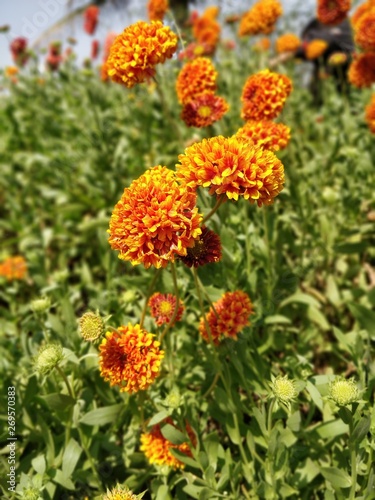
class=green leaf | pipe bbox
[62,438,82,477]
[147,410,170,428]
[348,304,375,339]
[280,292,320,309]
[320,466,352,489]
[79,403,123,426]
[51,469,75,490]
[264,315,291,325]
[306,381,324,411]
[225,414,241,445]
[39,393,75,412]
[307,306,330,331]
[155,484,172,500]
[32,455,46,475]
[170,449,200,469]
[314,420,349,439]
[350,415,371,445]
[161,424,187,445]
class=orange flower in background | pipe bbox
[179,226,222,268]
[140,418,195,469]
[84,5,99,35]
[305,39,328,59]
[354,11,375,51]
[254,37,271,51]
[351,1,375,28]
[348,52,375,87]
[178,42,213,60]
[0,256,27,281]
[276,33,301,54]
[365,94,375,133]
[241,69,292,121]
[235,120,291,152]
[5,66,19,82]
[148,0,169,22]
[108,166,202,269]
[99,324,164,393]
[239,0,283,37]
[148,293,185,326]
[176,57,217,103]
[192,7,221,52]
[176,135,285,205]
[199,290,254,344]
[106,21,178,88]
[317,0,351,26]
[181,92,229,128]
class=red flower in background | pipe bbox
[46,42,62,71]
[10,37,29,66]
[84,5,100,35]
[91,39,100,59]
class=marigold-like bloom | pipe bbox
[103,485,144,500]
[199,290,254,344]
[140,418,194,469]
[317,0,351,25]
[253,37,271,51]
[5,66,19,77]
[239,0,283,37]
[365,94,375,133]
[108,166,202,268]
[355,11,375,51]
[84,5,99,35]
[276,33,301,54]
[351,1,375,28]
[176,135,285,205]
[305,39,328,59]
[0,256,27,281]
[99,324,164,393]
[10,37,29,66]
[348,52,375,87]
[148,293,185,326]
[106,21,178,88]
[235,120,291,152]
[179,226,222,268]
[148,0,169,21]
[181,92,229,128]
[192,10,221,52]
[241,69,292,121]
[176,57,217,103]
[328,377,360,406]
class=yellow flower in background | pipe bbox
[239,0,283,37]
[235,120,291,152]
[148,0,169,22]
[176,57,217,104]
[275,33,301,54]
[305,39,328,60]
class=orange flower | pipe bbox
[354,11,375,51]
[106,21,178,88]
[241,69,292,121]
[99,324,164,393]
[275,33,301,54]
[148,293,185,326]
[365,94,375,133]
[192,7,221,52]
[348,52,375,88]
[199,290,254,344]
[176,57,217,104]
[140,418,194,469]
[148,0,169,22]
[351,1,375,29]
[0,256,27,281]
[254,37,271,51]
[239,0,283,37]
[5,66,19,77]
[181,92,229,128]
[84,5,99,35]
[235,120,291,152]
[108,166,202,269]
[305,39,328,60]
[179,226,222,268]
[176,135,285,205]
[317,0,351,26]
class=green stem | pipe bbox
[153,75,183,144]
[202,195,226,224]
[56,365,75,399]
[267,398,276,437]
[139,268,162,329]
[159,262,180,343]
[349,417,357,500]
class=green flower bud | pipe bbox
[30,296,51,314]
[328,377,360,406]
[121,290,137,304]
[20,487,41,500]
[34,344,64,376]
[271,375,298,405]
[165,390,181,409]
[103,485,145,500]
[78,311,104,342]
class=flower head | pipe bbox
[108,166,202,269]
[328,51,348,66]
[199,290,254,344]
[10,37,29,66]
[31,296,51,314]
[305,39,328,60]
[106,21,178,88]
[365,94,375,134]
[317,0,351,26]
[253,37,271,51]
[176,135,285,205]
[148,0,169,21]
[176,57,217,104]
[354,11,375,51]
[5,66,19,77]
[103,484,145,500]
[181,92,229,128]
[192,8,221,52]
[271,375,298,405]
[178,42,213,60]
[235,120,291,152]
[79,311,105,342]
[276,33,301,54]
[148,293,185,326]
[241,69,292,121]
[34,344,64,376]
[351,1,375,29]
[239,0,283,37]
[99,324,164,393]
[348,52,375,88]
[84,5,100,35]
[179,226,222,267]
[0,255,27,281]
[328,377,360,406]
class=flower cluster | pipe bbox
[235,120,291,152]
[10,37,29,66]
[106,21,178,88]
[179,226,222,268]
[365,94,375,133]
[241,69,292,121]
[348,52,375,87]
[84,5,99,35]
[108,166,202,269]
[199,290,254,344]
[305,39,328,60]
[239,0,283,37]
[0,255,27,281]
[275,33,301,54]
[175,57,217,104]
[148,293,185,326]
[192,6,221,54]
[317,0,351,26]
[148,0,169,22]
[99,324,164,393]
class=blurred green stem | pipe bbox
[139,268,162,329]
[153,75,183,144]
[202,195,226,224]
[348,415,357,500]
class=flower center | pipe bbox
[160,300,173,315]
[198,105,212,118]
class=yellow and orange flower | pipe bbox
[239,0,283,37]
[148,0,169,21]
[365,94,375,133]
[235,120,291,152]
[305,39,328,59]
[351,1,375,29]
[327,51,348,66]
[254,37,271,51]
[5,66,19,77]
[179,226,222,267]
[176,57,217,104]
[181,92,229,128]
[275,33,301,54]
[354,11,375,51]
[0,256,27,281]
[348,52,375,87]
[148,292,185,326]
[178,42,212,60]
[176,135,285,205]
[317,0,351,26]
[99,324,164,393]
[140,418,194,469]
[199,290,254,344]
[106,21,178,88]
[108,166,202,269]
[241,69,292,121]
[192,7,221,52]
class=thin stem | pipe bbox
[202,372,220,398]
[349,417,357,500]
[202,195,226,224]
[56,365,75,399]
[159,262,180,343]
[139,268,162,328]
[267,398,276,437]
